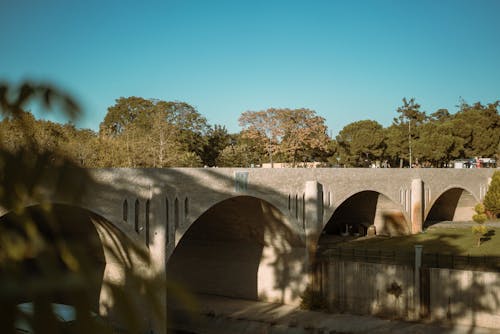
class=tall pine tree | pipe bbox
[484,171,500,217]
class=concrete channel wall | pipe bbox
[428,268,500,328]
[322,260,416,318]
[321,260,500,329]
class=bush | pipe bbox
[473,203,488,224]
[472,203,489,246]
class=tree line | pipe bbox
[0,95,499,168]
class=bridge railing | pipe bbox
[319,247,500,272]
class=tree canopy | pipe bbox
[239,108,330,166]
[97,97,209,167]
[1,91,499,168]
[336,120,385,167]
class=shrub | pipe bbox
[472,203,488,246]
[472,203,488,224]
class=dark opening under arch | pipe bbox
[0,204,106,313]
[166,196,305,305]
[321,191,409,241]
[425,187,476,228]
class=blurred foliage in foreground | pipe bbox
[0,82,164,333]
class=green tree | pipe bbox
[139,109,181,167]
[387,98,427,167]
[277,108,330,164]
[412,120,464,167]
[484,171,500,218]
[238,109,279,165]
[336,120,385,167]
[99,97,208,167]
[430,108,451,122]
[0,109,102,168]
[452,101,500,158]
[200,125,231,166]
[384,124,406,167]
[0,110,36,152]
[216,143,262,167]
[63,125,99,167]
[159,101,209,157]
[99,96,154,135]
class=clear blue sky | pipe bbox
[1,0,499,136]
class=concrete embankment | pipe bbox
[169,295,497,334]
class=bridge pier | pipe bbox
[304,181,323,251]
[304,180,323,290]
[147,195,169,334]
[411,178,424,234]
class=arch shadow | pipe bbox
[321,190,410,240]
[0,203,151,322]
[0,204,106,312]
[166,195,307,307]
[424,186,479,228]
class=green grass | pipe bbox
[335,227,500,257]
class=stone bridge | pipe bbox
[0,168,496,333]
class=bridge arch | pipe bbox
[424,186,479,228]
[183,192,304,239]
[323,190,410,238]
[0,204,105,312]
[0,198,151,249]
[166,195,307,305]
[0,203,151,321]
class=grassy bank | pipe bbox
[332,226,500,257]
